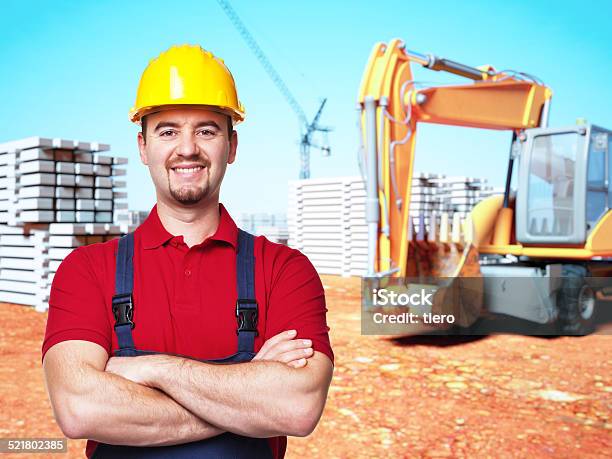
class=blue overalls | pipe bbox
[92,229,274,458]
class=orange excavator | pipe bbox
[358,39,612,335]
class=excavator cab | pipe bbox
[516,124,612,245]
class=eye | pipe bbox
[159,130,177,137]
[197,129,217,137]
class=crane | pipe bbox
[217,0,331,179]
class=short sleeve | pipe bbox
[265,249,334,365]
[41,247,112,363]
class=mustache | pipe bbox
[165,157,210,169]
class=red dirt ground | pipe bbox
[0,275,610,458]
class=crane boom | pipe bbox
[217,0,331,178]
[216,0,307,125]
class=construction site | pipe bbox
[0,1,610,458]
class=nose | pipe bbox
[176,131,198,157]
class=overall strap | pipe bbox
[113,233,136,351]
[236,229,258,353]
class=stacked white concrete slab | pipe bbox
[288,175,503,277]
[288,178,346,275]
[237,212,288,244]
[253,226,289,244]
[480,185,505,199]
[410,173,445,236]
[288,177,368,276]
[0,137,132,311]
[433,176,487,216]
[0,224,50,310]
[0,137,128,225]
[287,181,302,250]
[38,222,135,311]
[346,179,368,276]
[411,175,507,235]
[115,209,149,226]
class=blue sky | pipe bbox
[1,0,611,215]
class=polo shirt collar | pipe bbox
[139,203,238,250]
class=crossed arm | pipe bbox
[43,331,333,446]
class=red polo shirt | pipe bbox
[42,203,333,459]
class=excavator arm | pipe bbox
[358,39,552,278]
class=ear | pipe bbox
[137,132,148,165]
[227,130,238,165]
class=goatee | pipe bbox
[169,185,207,205]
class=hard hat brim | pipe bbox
[130,104,245,125]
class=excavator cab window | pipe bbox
[516,125,589,245]
[527,133,578,237]
[586,129,609,230]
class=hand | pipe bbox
[253,330,314,368]
[105,355,158,387]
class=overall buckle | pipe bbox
[236,299,258,335]
[112,293,135,329]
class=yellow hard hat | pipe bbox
[129,44,245,124]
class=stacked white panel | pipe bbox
[115,209,148,226]
[0,137,128,225]
[0,150,20,225]
[237,212,288,244]
[288,175,500,277]
[37,222,137,312]
[0,137,134,310]
[253,226,289,244]
[288,178,349,276]
[346,179,368,276]
[0,225,50,311]
[287,181,302,250]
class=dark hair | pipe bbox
[141,114,233,142]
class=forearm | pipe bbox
[149,356,329,438]
[64,365,223,446]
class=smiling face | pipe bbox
[137,108,237,208]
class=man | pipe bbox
[42,44,334,458]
